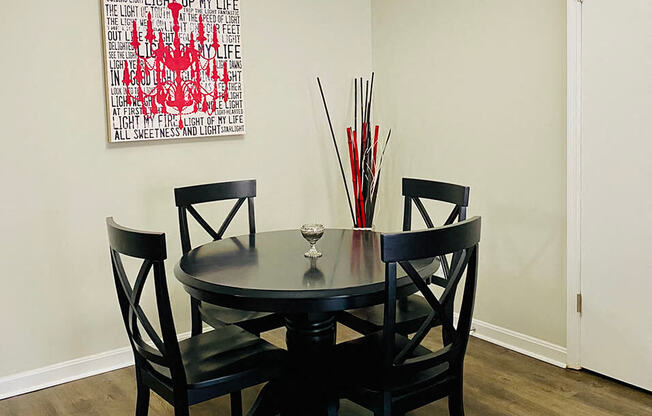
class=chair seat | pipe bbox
[151,326,286,390]
[199,303,284,334]
[339,294,439,335]
[334,331,451,396]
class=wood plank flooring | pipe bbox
[1,326,650,415]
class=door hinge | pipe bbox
[577,293,583,314]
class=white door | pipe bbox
[580,0,652,390]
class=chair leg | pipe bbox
[173,389,190,416]
[173,406,190,416]
[327,399,338,416]
[135,376,150,416]
[190,297,203,336]
[374,392,391,416]
[448,376,465,416]
[230,391,243,416]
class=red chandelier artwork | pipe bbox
[122,1,230,129]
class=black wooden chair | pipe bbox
[338,178,470,335]
[174,180,284,336]
[335,217,481,415]
[106,218,286,416]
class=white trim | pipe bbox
[0,330,199,400]
[566,0,583,370]
[0,317,569,401]
[422,285,567,368]
[466,316,567,369]
[0,346,134,400]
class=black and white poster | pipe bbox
[102,0,245,142]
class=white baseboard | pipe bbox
[0,330,196,401]
[423,281,567,368]
[466,316,567,368]
[0,346,135,400]
[424,280,567,368]
[0,317,568,401]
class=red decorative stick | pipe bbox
[352,131,364,227]
[347,128,360,227]
[361,122,367,202]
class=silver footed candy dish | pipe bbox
[300,224,324,258]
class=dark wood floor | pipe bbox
[1,326,650,415]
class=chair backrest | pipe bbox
[402,178,470,281]
[106,217,186,385]
[174,179,256,254]
[380,217,481,379]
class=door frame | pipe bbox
[566,0,582,370]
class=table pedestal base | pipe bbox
[248,313,339,415]
[285,313,336,353]
[284,313,338,415]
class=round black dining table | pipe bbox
[174,228,438,415]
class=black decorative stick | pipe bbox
[360,79,369,205]
[317,77,356,226]
[360,78,365,131]
[367,72,374,154]
[363,79,372,213]
[368,167,382,225]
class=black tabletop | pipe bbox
[175,228,438,313]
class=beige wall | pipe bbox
[371,0,567,346]
[0,0,567,379]
[0,0,372,377]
